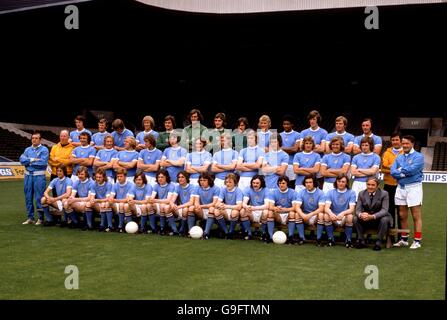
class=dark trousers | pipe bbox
[354,215,391,243]
[384,184,400,229]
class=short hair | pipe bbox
[188,109,204,123]
[270,132,283,148]
[246,129,258,142]
[77,166,90,178]
[112,119,125,131]
[302,174,318,188]
[98,118,108,126]
[277,175,289,185]
[302,135,316,149]
[307,110,321,123]
[360,136,374,152]
[177,170,190,183]
[164,115,176,128]
[225,173,239,185]
[282,114,295,124]
[390,132,402,140]
[250,174,266,189]
[95,167,107,181]
[214,112,227,127]
[75,115,86,123]
[329,136,345,152]
[333,174,350,189]
[236,117,249,130]
[362,118,373,125]
[103,135,114,145]
[156,169,171,184]
[194,137,207,147]
[335,116,348,126]
[142,115,155,130]
[402,135,416,144]
[79,131,91,144]
[143,134,156,147]
[31,131,41,139]
[126,137,137,150]
[199,172,214,188]
[115,168,127,176]
[56,164,68,176]
[366,176,380,186]
[258,115,271,128]
[169,131,181,144]
[134,171,148,185]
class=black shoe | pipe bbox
[202,233,209,240]
[316,240,322,247]
[373,244,382,251]
[244,234,253,240]
[159,228,165,235]
[171,232,179,236]
[261,233,267,242]
[105,227,114,233]
[60,221,68,228]
[297,238,304,245]
[327,240,335,247]
[118,227,124,233]
[43,221,55,227]
[345,241,353,248]
[82,225,88,231]
[287,236,295,245]
[355,241,367,249]
[69,223,78,229]
[226,233,234,240]
[98,226,106,232]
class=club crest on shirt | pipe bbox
[309,196,314,204]
[334,159,339,164]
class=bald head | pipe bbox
[60,130,69,144]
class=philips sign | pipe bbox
[423,172,447,184]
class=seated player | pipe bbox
[323,174,356,248]
[113,136,139,182]
[86,168,113,232]
[160,132,188,183]
[109,168,134,232]
[128,171,154,234]
[93,135,118,184]
[235,130,265,191]
[210,173,244,239]
[261,133,289,189]
[211,133,238,187]
[64,166,94,230]
[294,175,325,245]
[70,132,96,184]
[136,115,159,151]
[148,169,177,235]
[240,174,270,240]
[320,136,351,193]
[293,136,321,192]
[351,136,381,199]
[171,171,196,235]
[41,164,73,227]
[137,134,162,186]
[185,138,212,185]
[191,172,220,239]
[91,118,111,151]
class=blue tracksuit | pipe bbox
[391,149,424,187]
[19,144,49,220]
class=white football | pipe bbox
[125,221,139,234]
[272,231,287,244]
[189,226,203,239]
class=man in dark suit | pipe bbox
[354,177,393,251]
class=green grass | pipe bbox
[0,180,445,299]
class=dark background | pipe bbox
[0,0,445,132]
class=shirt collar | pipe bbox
[337,188,347,193]
[307,188,317,194]
[309,127,320,132]
[32,144,42,149]
[282,130,295,135]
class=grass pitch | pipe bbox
[0,180,445,299]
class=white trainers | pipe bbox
[393,239,409,247]
[22,219,35,225]
[410,241,421,249]
[35,219,43,225]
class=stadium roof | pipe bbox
[0,0,92,14]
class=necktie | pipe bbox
[370,193,374,205]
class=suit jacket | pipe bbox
[356,189,392,222]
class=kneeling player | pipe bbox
[128,172,153,233]
[41,164,73,226]
[324,174,356,247]
[240,174,269,240]
[109,168,134,232]
[87,168,113,232]
[171,171,196,235]
[295,175,325,245]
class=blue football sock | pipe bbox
[43,206,53,222]
[216,217,228,234]
[242,220,252,236]
[149,214,157,231]
[141,215,148,231]
[63,211,69,223]
[167,215,178,233]
[85,210,93,227]
[296,223,305,240]
[229,220,238,234]
[106,211,113,228]
[187,215,196,231]
[204,217,214,235]
[124,216,132,223]
[316,223,324,240]
[118,213,125,228]
[100,213,106,227]
[345,226,353,242]
[160,216,166,230]
[70,212,78,224]
[326,224,334,240]
[267,221,275,239]
[179,218,187,234]
[261,223,267,235]
[288,221,295,237]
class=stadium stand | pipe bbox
[23,129,59,143]
[432,142,447,171]
[0,127,36,161]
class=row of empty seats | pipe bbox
[432,142,447,171]
[0,128,50,162]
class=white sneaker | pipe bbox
[35,219,43,225]
[22,219,35,225]
[393,239,409,247]
[410,241,421,249]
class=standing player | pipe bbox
[128,172,153,233]
[185,138,212,185]
[111,119,134,151]
[293,136,321,192]
[93,135,118,184]
[20,132,49,225]
[232,117,249,152]
[91,118,111,151]
[160,132,188,183]
[240,175,270,240]
[70,132,96,184]
[320,137,351,193]
[181,109,209,153]
[280,115,301,187]
[236,130,265,191]
[171,171,196,235]
[136,115,159,151]
[266,176,298,243]
[391,135,424,249]
[351,137,381,199]
[41,164,73,227]
[325,116,355,154]
[191,172,220,239]
[156,115,176,152]
[86,168,113,232]
[323,174,356,247]
[208,112,227,154]
[211,133,238,188]
[137,134,162,186]
[295,175,325,245]
[261,134,289,190]
[353,118,382,155]
[109,168,134,232]
[69,115,93,147]
[257,115,272,153]
[300,110,328,154]
[113,137,139,182]
[211,173,244,239]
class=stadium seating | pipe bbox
[0,127,50,161]
[23,129,59,143]
[432,142,447,171]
